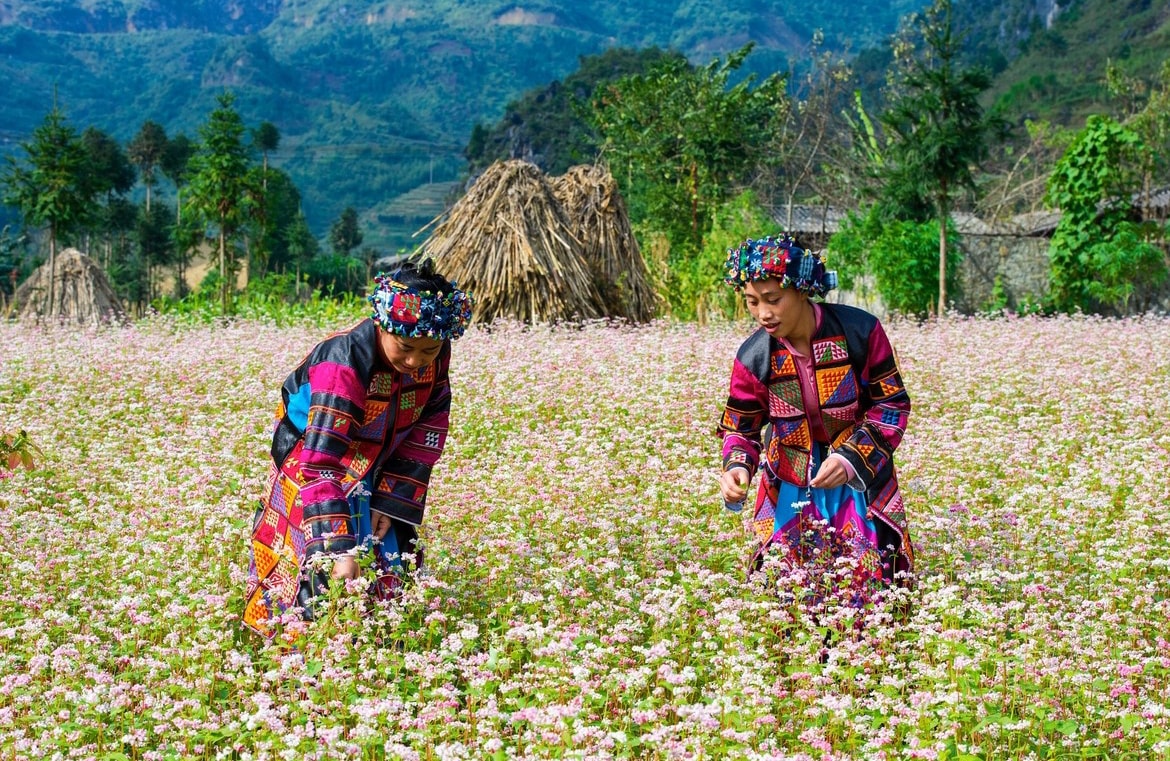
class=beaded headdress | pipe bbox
[368,272,473,341]
[722,235,837,297]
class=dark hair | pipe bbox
[391,257,452,293]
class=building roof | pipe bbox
[770,204,849,236]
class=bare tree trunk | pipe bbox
[219,227,227,315]
[938,183,950,316]
[176,189,186,300]
[938,211,948,315]
[48,228,57,320]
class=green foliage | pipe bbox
[0,0,1162,254]
[0,429,44,472]
[985,0,1170,127]
[136,200,174,299]
[879,0,1003,310]
[127,120,168,208]
[0,224,30,306]
[1044,114,1166,313]
[328,206,363,256]
[829,211,961,316]
[251,121,280,157]
[81,126,136,200]
[185,91,260,314]
[152,271,366,328]
[591,44,789,288]
[684,190,774,321]
[285,210,320,272]
[304,253,366,296]
[1081,223,1167,312]
[252,168,304,276]
[1,100,95,258]
[464,47,680,176]
[159,132,195,190]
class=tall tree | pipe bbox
[591,44,788,254]
[464,47,678,176]
[1,98,96,314]
[136,201,173,307]
[81,127,136,202]
[251,121,280,188]
[127,120,168,213]
[878,0,1005,313]
[328,206,363,256]
[285,209,319,296]
[160,133,195,297]
[256,168,303,275]
[185,92,258,314]
[590,44,788,314]
[81,127,136,263]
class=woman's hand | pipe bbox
[810,457,848,490]
[720,468,749,503]
[331,556,360,581]
[371,512,391,540]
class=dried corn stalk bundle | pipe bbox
[551,164,660,323]
[415,160,605,325]
[12,248,128,325]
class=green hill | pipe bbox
[0,0,923,249]
[1,0,1167,250]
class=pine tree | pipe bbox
[185,92,258,314]
[329,206,363,255]
[128,121,168,213]
[1,98,96,315]
[878,0,1005,313]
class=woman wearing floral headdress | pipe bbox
[244,260,473,638]
[716,235,913,598]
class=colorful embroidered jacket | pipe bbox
[268,318,452,559]
[717,304,910,526]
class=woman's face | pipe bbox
[743,278,809,340]
[378,329,444,375]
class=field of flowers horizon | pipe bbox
[1,312,1168,761]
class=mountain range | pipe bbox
[1,0,1166,250]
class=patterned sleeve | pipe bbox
[370,355,452,525]
[834,320,910,487]
[716,357,769,480]
[293,361,367,557]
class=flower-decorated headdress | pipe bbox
[722,234,837,297]
[368,271,473,341]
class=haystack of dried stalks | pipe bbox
[415,160,606,324]
[12,248,127,324]
[552,164,659,323]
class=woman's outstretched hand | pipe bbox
[720,468,749,503]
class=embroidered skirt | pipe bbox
[749,443,892,595]
[244,472,413,638]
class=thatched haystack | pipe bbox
[415,159,606,324]
[12,248,127,324]
[551,164,659,323]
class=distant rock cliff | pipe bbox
[0,0,279,35]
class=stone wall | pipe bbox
[954,235,1050,313]
[954,234,1170,314]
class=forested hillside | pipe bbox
[1,0,925,248]
[1,0,1167,251]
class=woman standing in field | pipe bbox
[716,235,913,599]
[244,261,472,638]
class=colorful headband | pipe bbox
[368,272,473,341]
[722,235,837,297]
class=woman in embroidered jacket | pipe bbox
[244,262,473,637]
[716,235,913,592]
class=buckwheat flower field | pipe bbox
[1,313,1169,761]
